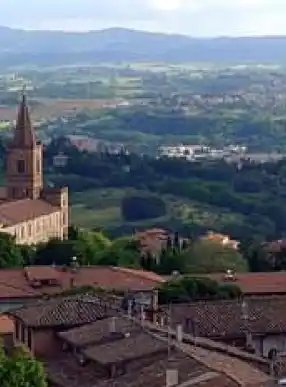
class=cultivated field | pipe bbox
[0,98,126,121]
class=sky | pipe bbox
[0,0,286,37]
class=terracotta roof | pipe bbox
[25,266,60,282]
[0,266,164,300]
[46,317,273,387]
[0,198,59,226]
[83,331,167,365]
[58,317,139,348]
[0,315,14,334]
[45,348,232,387]
[204,272,286,295]
[168,296,286,339]
[135,229,169,255]
[136,228,168,236]
[113,267,164,284]
[145,322,273,386]
[8,295,115,328]
[178,341,272,387]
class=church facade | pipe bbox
[0,94,68,245]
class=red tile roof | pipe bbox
[0,266,164,300]
[25,266,60,282]
[8,295,115,328]
[0,198,59,226]
[58,317,140,348]
[48,317,273,387]
[169,296,286,339]
[205,272,286,295]
[135,229,169,255]
[84,331,167,365]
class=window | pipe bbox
[21,324,25,344]
[19,226,25,240]
[27,329,32,350]
[36,159,41,173]
[28,223,32,237]
[62,196,67,207]
[15,320,20,341]
[17,160,25,174]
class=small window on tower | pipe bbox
[36,159,40,173]
[17,160,25,174]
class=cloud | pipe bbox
[148,0,184,11]
[0,0,285,36]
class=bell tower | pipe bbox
[6,92,43,200]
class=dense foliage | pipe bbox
[0,345,47,387]
[45,138,286,241]
[0,233,25,268]
[121,194,166,221]
[158,277,242,304]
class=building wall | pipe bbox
[253,334,286,358]
[13,317,64,358]
[33,329,62,358]
[1,211,63,245]
[42,187,69,239]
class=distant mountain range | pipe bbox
[1,26,286,64]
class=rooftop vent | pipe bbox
[30,280,42,288]
[176,324,183,343]
[109,317,116,334]
[224,269,236,281]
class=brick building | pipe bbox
[0,93,68,244]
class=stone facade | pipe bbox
[0,93,68,244]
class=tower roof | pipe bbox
[11,92,36,148]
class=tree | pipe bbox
[182,239,248,274]
[121,195,166,221]
[0,233,23,268]
[0,344,47,387]
[72,230,111,266]
[241,240,274,272]
[35,238,76,266]
[34,230,112,267]
[97,236,141,268]
[158,277,241,304]
[154,248,188,275]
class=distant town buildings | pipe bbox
[159,143,285,164]
[159,144,247,161]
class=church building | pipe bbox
[0,94,68,245]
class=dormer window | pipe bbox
[17,160,25,174]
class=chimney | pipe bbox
[176,324,183,343]
[140,305,146,323]
[69,277,75,288]
[166,369,178,387]
[127,299,133,318]
[109,317,116,334]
